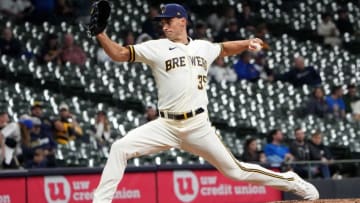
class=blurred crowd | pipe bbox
[0,0,91,25]
[1,99,354,179]
[1,100,346,179]
[1,2,359,123]
[241,127,357,179]
[0,99,160,169]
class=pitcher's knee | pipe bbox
[110,140,127,156]
[110,139,137,160]
[111,139,125,149]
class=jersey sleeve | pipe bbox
[203,41,223,65]
[1,123,18,138]
[127,41,155,65]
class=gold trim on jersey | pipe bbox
[219,43,224,57]
[213,129,294,181]
[128,45,135,62]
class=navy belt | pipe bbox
[159,108,204,120]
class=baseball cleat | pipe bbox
[286,171,320,200]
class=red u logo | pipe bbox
[177,177,194,195]
[48,182,66,200]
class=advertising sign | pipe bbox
[27,173,156,203]
[0,177,26,203]
[158,170,281,203]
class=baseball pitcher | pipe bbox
[88,2,319,202]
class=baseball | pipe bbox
[250,41,262,52]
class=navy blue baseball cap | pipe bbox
[154,4,188,21]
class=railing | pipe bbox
[280,159,360,179]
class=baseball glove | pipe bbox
[88,0,111,36]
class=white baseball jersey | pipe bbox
[1,122,21,141]
[94,38,319,203]
[1,122,21,164]
[128,38,222,112]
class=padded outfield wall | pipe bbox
[0,165,359,203]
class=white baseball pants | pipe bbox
[93,112,295,203]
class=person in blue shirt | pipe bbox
[22,117,49,168]
[30,101,57,167]
[272,56,321,87]
[233,51,260,81]
[264,129,294,167]
[325,85,345,118]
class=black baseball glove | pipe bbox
[88,0,111,36]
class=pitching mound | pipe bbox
[271,199,360,203]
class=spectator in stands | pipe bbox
[140,104,158,125]
[54,103,83,144]
[141,5,160,39]
[335,9,354,35]
[72,0,91,24]
[254,52,272,80]
[146,104,158,122]
[55,0,74,23]
[317,13,342,47]
[0,27,22,58]
[25,147,47,168]
[0,117,32,168]
[30,101,56,167]
[207,8,226,34]
[122,31,136,46]
[96,47,111,63]
[30,101,54,141]
[208,57,237,83]
[135,33,152,44]
[0,111,9,130]
[22,117,50,168]
[39,33,61,64]
[233,51,260,81]
[60,33,86,65]
[264,129,294,168]
[223,6,237,25]
[272,56,322,87]
[0,0,33,22]
[343,84,360,121]
[241,137,267,164]
[191,21,212,41]
[308,131,333,178]
[237,3,257,32]
[289,128,314,178]
[215,18,242,42]
[96,38,111,63]
[305,87,329,118]
[325,85,346,119]
[93,110,112,144]
[29,0,56,24]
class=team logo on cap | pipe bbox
[177,12,180,16]
[161,6,166,14]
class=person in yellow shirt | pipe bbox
[54,103,83,144]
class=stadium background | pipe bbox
[1,0,360,202]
